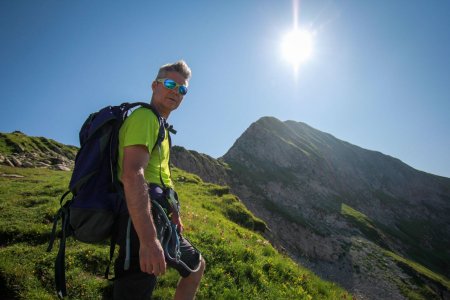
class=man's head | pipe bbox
[151,60,191,118]
[155,60,192,81]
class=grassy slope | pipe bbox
[0,132,78,158]
[0,165,350,300]
[341,202,450,298]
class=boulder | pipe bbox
[0,173,25,178]
[3,158,15,167]
[35,162,51,168]
[10,156,22,167]
[52,164,71,171]
[22,161,34,168]
[50,156,65,165]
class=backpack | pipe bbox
[47,102,171,298]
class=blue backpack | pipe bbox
[47,102,172,298]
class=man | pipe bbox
[114,60,206,299]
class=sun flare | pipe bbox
[281,29,313,67]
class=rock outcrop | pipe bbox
[0,131,77,171]
[171,146,230,186]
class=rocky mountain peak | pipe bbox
[224,117,326,171]
[224,117,448,205]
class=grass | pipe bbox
[394,220,450,276]
[340,203,450,299]
[340,203,389,249]
[0,165,350,299]
[384,250,450,291]
[379,249,450,300]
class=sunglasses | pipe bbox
[156,78,188,95]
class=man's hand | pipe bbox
[139,238,166,276]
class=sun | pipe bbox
[281,28,314,67]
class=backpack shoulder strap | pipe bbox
[131,103,168,147]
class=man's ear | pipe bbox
[151,80,157,92]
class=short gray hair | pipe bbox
[156,60,192,81]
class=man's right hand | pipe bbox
[139,238,166,276]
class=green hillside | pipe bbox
[0,131,77,158]
[0,165,350,299]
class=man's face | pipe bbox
[151,71,188,117]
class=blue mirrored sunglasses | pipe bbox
[156,78,188,95]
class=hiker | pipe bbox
[113,60,206,299]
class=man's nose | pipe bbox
[169,87,181,96]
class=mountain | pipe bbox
[0,132,348,299]
[172,117,450,300]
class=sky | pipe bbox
[1,0,449,178]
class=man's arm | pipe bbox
[121,145,166,276]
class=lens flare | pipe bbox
[281,29,313,66]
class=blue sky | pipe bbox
[1,0,449,178]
